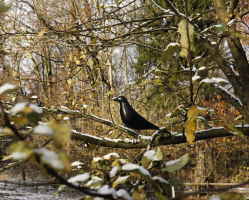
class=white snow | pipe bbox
[31,95,38,99]
[34,125,53,135]
[34,148,64,170]
[115,175,130,183]
[200,78,217,84]
[143,150,156,160]
[10,103,42,114]
[10,102,27,114]
[11,152,28,160]
[211,77,230,84]
[122,163,152,179]
[227,19,237,26]
[116,189,133,200]
[71,161,84,167]
[0,83,20,95]
[68,173,90,183]
[152,176,169,184]
[140,135,152,140]
[103,152,120,159]
[218,85,243,106]
[93,157,101,162]
[110,166,119,178]
[97,185,117,199]
[29,104,43,114]
[192,75,201,81]
[199,66,206,70]
[60,106,68,110]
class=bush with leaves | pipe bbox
[0,83,192,199]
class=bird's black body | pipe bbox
[113,96,159,130]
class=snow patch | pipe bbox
[34,125,53,135]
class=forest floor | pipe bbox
[0,184,82,200]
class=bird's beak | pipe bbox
[112,97,119,101]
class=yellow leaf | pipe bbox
[12,71,18,77]
[185,120,196,145]
[153,79,163,85]
[224,125,245,138]
[178,19,195,58]
[187,105,208,122]
[74,57,80,65]
[50,121,72,149]
[12,116,28,125]
[90,38,98,44]
[132,189,146,200]
[235,115,243,120]
[8,141,34,160]
[2,156,11,161]
[38,30,45,36]
[88,144,96,151]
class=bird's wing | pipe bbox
[121,102,158,130]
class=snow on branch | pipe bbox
[0,101,139,139]
[215,85,243,112]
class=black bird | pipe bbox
[113,96,159,130]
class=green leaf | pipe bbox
[153,79,163,85]
[8,141,34,160]
[142,148,163,169]
[165,105,185,119]
[112,175,130,188]
[214,23,226,32]
[122,163,152,183]
[53,185,67,198]
[132,189,146,200]
[234,32,247,40]
[161,154,189,172]
[168,178,180,187]
[50,121,72,149]
[160,43,180,66]
[136,76,146,84]
[0,3,11,15]
[220,192,246,200]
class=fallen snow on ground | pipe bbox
[0,185,83,200]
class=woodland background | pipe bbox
[0,0,248,199]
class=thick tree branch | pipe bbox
[71,126,249,149]
[0,101,139,138]
[201,38,243,98]
[212,85,243,113]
